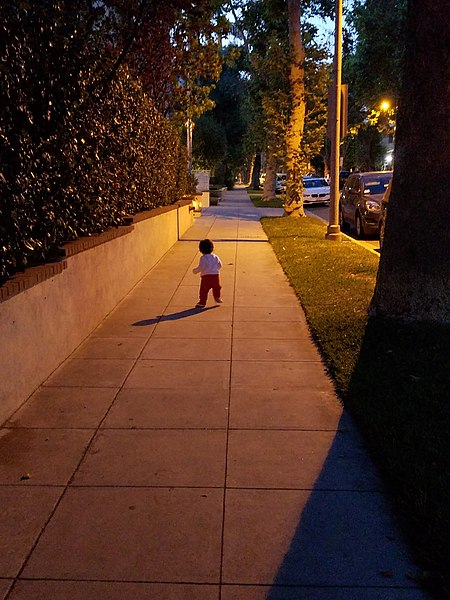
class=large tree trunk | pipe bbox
[262,149,277,200]
[369,0,450,323]
[284,0,306,217]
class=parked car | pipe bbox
[302,177,330,205]
[339,170,350,189]
[275,172,287,193]
[339,171,393,238]
[378,178,392,250]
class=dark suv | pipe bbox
[339,171,393,238]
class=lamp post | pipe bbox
[326,0,343,241]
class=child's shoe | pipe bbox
[195,303,206,309]
[214,298,223,304]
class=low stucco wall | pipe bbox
[0,201,193,424]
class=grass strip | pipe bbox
[248,190,284,208]
[262,215,450,598]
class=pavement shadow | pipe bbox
[179,238,268,243]
[263,412,427,599]
[132,305,218,326]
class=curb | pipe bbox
[305,209,381,257]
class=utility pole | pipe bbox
[326,0,343,241]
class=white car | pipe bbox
[302,177,330,205]
[276,173,287,193]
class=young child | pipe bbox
[192,239,223,308]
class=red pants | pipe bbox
[199,274,221,305]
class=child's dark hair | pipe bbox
[199,239,214,254]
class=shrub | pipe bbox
[0,1,190,285]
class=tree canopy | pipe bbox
[219,0,332,204]
[341,0,406,171]
[344,0,406,106]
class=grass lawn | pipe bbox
[262,215,450,599]
[248,189,284,208]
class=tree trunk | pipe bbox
[250,152,262,189]
[369,0,450,323]
[263,150,277,200]
[246,155,255,187]
[284,0,306,217]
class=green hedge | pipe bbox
[0,1,190,285]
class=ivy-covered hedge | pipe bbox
[0,1,190,286]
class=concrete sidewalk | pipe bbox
[0,189,429,599]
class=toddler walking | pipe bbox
[192,239,222,308]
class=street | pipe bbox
[306,204,381,255]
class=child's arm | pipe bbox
[192,255,204,274]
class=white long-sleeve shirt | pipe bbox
[193,253,222,276]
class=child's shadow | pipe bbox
[133,305,218,326]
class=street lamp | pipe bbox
[326,0,343,241]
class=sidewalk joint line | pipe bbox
[218,206,240,599]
